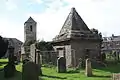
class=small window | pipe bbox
[30,25,32,31]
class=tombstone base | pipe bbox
[85,58,93,77]
[22,61,40,80]
[57,57,66,73]
[58,70,66,73]
[37,64,42,76]
[4,64,16,78]
[85,72,93,77]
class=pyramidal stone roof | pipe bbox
[53,7,102,42]
[25,17,36,23]
[59,7,91,36]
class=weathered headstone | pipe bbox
[17,50,21,63]
[4,63,16,78]
[85,58,92,77]
[4,46,16,78]
[40,54,42,65]
[36,50,40,64]
[57,57,66,73]
[30,44,36,62]
[8,46,15,64]
[76,58,82,70]
[22,61,40,80]
[36,50,42,76]
[112,73,120,80]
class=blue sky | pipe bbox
[0,0,120,42]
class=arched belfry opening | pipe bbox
[24,16,37,42]
[30,25,32,31]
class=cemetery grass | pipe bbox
[1,59,120,80]
[0,59,22,80]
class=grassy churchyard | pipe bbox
[0,59,120,80]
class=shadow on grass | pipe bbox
[66,70,80,74]
[0,62,8,66]
[43,74,67,79]
[96,63,120,73]
[92,75,111,78]
[0,68,4,71]
[0,70,22,80]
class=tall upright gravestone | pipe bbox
[4,46,16,78]
[22,61,40,80]
[112,73,120,80]
[57,57,66,73]
[36,50,42,76]
[85,58,92,77]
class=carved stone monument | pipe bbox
[85,58,92,77]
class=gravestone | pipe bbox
[4,46,16,78]
[85,58,92,77]
[57,57,66,73]
[76,58,82,70]
[22,61,40,80]
[36,50,42,76]
[4,63,16,78]
[17,50,21,63]
[112,73,120,80]
[30,44,36,62]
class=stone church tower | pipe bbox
[21,17,37,55]
[24,17,37,42]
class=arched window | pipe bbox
[30,25,32,31]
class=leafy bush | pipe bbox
[0,36,8,58]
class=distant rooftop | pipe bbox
[103,35,120,42]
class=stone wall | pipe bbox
[24,22,36,42]
[65,45,72,68]
[53,45,72,68]
[71,40,101,67]
[53,40,101,68]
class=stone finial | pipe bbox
[70,7,76,14]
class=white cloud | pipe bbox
[28,0,43,5]
[25,0,120,41]
[27,6,70,41]
[36,0,42,4]
[44,0,68,10]
[26,0,70,41]
[5,0,18,10]
[0,18,24,42]
[65,0,120,36]
[2,0,120,41]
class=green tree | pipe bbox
[36,40,53,51]
[0,36,8,58]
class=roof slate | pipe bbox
[59,7,90,36]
